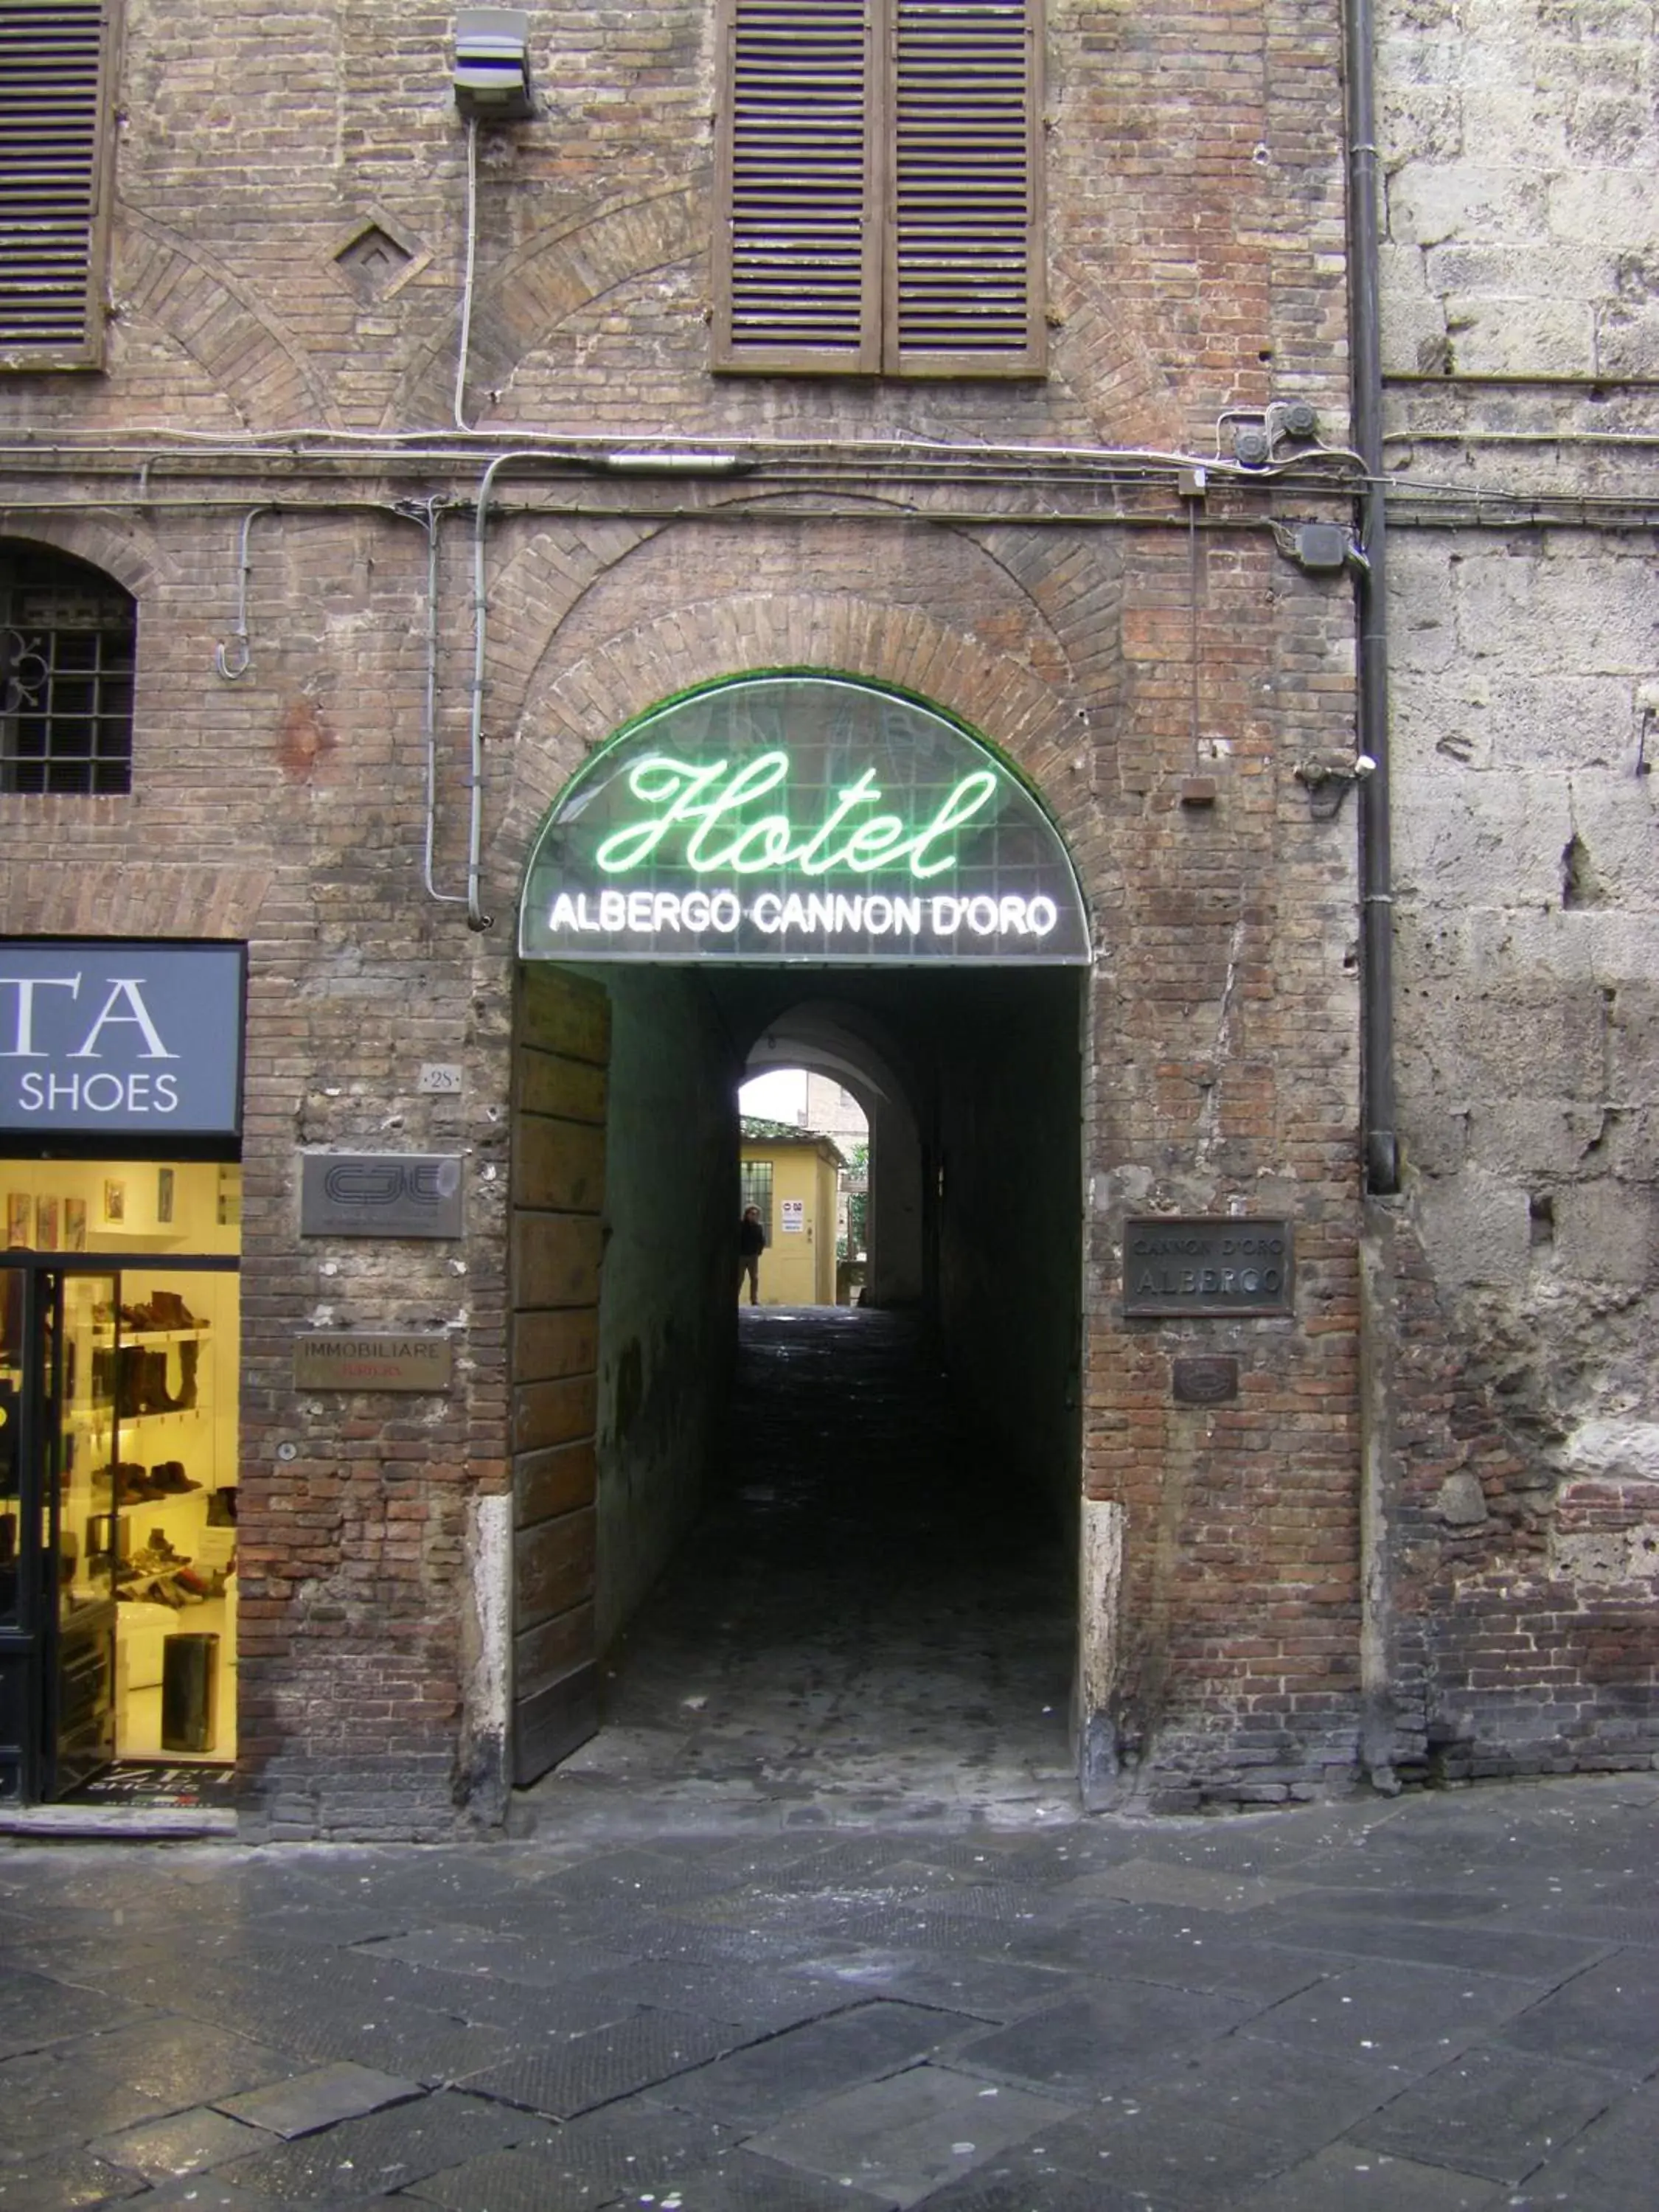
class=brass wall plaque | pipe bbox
[293,1334,454,1392]
[1172,1356,1240,1405]
[1123,1218,1293,1318]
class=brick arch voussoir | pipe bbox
[490,592,1085,907]
[0,512,173,602]
[0,861,275,942]
[390,186,703,428]
[119,218,339,431]
[1046,246,1186,453]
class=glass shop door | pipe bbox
[0,1263,119,1802]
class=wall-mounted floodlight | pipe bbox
[453,9,534,121]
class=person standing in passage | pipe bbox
[738,1205,766,1305]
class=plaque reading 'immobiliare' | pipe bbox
[293,1334,454,1392]
[1123,1218,1293,1318]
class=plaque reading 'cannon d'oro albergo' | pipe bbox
[1123,1219,1293,1318]
[293,1334,454,1391]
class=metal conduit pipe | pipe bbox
[465,450,570,930]
[417,497,467,907]
[1346,0,1400,1195]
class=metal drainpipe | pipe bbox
[1346,0,1400,1194]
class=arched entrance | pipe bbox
[508,676,1091,1797]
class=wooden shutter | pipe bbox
[714,0,880,372]
[886,0,1043,375]
[0,1,114,367]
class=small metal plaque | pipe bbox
[293,1333,454,1392]
[418,1063,463,1094]
[1123,1217,1293,1318]
[300,1152,464,1239]
[1173,1355,1239,1405]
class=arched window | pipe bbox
[0,543,136,795]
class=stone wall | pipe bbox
[1376,0,1659,1781]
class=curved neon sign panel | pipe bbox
[520,676,1090,967]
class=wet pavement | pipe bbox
[4,1776,1659,2208]
[2,1312,1658,2208]
[533,1308,1078,1840]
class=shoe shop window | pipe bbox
[0,541,136,796]
[1,1161,240,1801]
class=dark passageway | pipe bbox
[527,1308,1076,1837]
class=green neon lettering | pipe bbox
[683,751,792,871]
[594,756,730,872]
[795,769,883,873]
[906,771,1000,877]
[589,754,1002,880]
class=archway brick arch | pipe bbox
[114,217,341,432]
[490,589,1093,919]
[390,187,703,428]
[1,514,172,605]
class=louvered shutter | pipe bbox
[715,0,880,372]
[887,0,1042,375]
[0,1,112,366]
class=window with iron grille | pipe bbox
[714,0,1043,378]
[0,1,117,369]
[740,1159,774,1242]
[0,543,136,794]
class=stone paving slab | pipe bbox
[1349,2044,1623,2185]
[1239,1955,1550,2070]
[656,1999,971,2129]
[1493,1949,1659,2076]
[210,2090,545,2202]
[951,1984,1257,2098]
[215,2063,425,2140]
[785,1943,1078,2023]
[745,2062,1077,2209]
[1236,2143,1507,2211]
[456,2011,745,2120]
[0,2147,150,2210]
[1510,2073,1659,2208]
[1243,1909,1613,1982]
[88,2107,269,2183]
[0,2045,179,2163]
[0,1974,153,2062]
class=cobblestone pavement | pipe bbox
[3,1314,1656,2208]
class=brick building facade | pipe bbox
[0,0,1651,1834]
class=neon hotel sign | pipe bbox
[521,678,1089,966]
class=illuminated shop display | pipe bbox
[521,676,1091,965]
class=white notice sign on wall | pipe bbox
[780,1198,805,1234]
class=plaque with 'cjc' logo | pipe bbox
[299,1152,465,1239]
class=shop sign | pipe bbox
[293,1333,454,1391]
[299,1152,465,1239]
[1123,1218,1294,1318]
[520,675,1091,966]
[0,941,245,1138]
